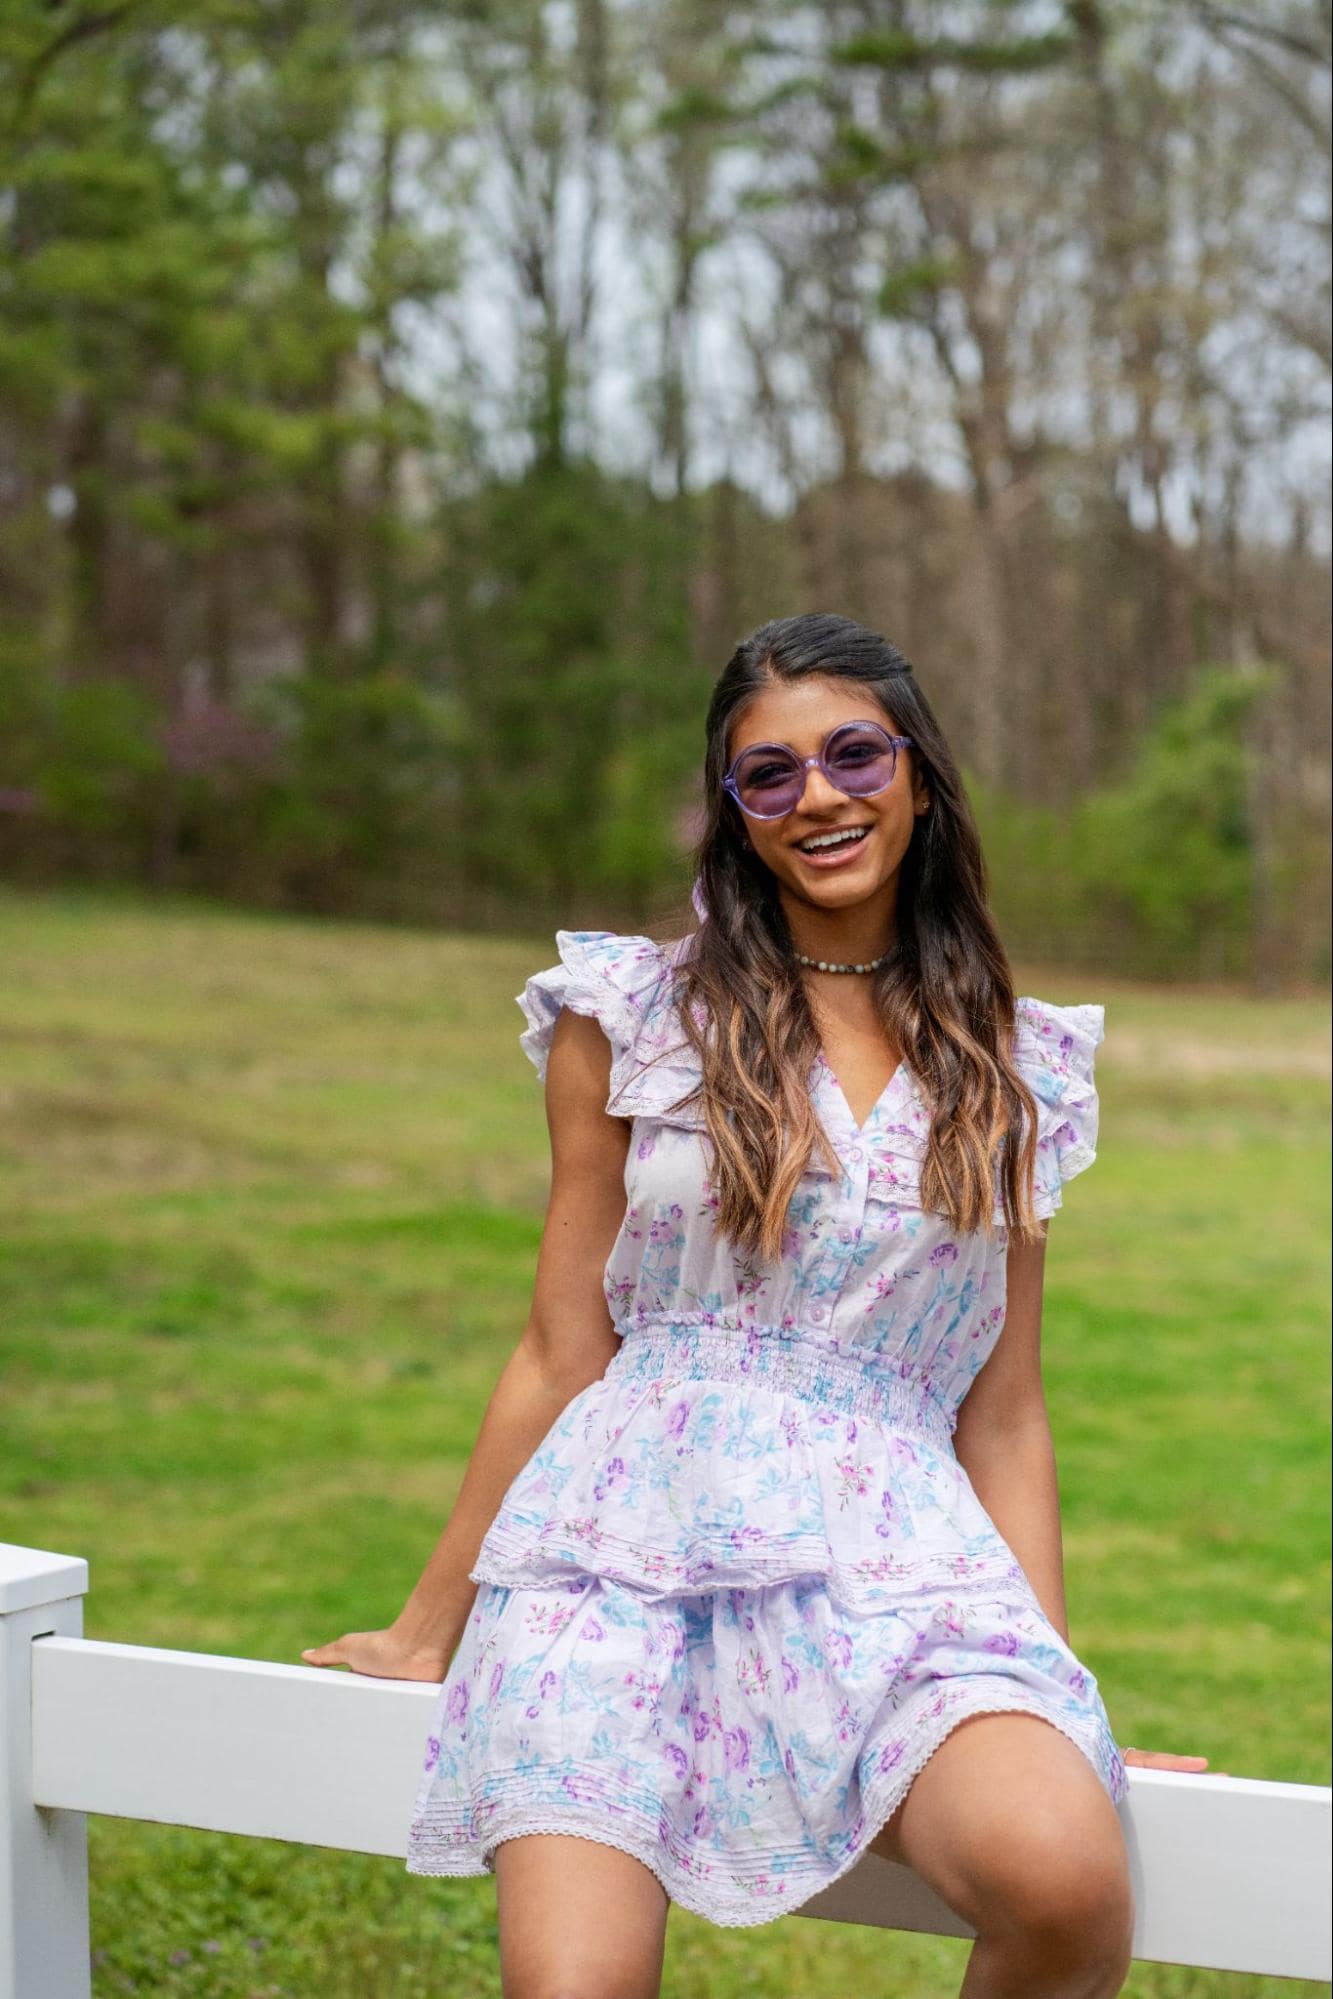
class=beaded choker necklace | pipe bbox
[793,949,891,974]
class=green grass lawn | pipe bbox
[2,883,1328,1999]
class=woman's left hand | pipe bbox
[1122,1746,1227,1775]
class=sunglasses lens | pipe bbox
[733,750,803,817]
[730,723,900,816]
[826,723,897,794]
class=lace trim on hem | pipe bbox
[403,1691,1127,1929]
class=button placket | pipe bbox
[806,1130,871,1331]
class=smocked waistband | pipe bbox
[605,1316,956,1449]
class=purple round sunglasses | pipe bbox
[722,718,915,820]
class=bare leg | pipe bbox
[867,1712,1134,1999]
[494,1831,670,1999]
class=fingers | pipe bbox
[300,1641,346,1667]
[1122,1748,1213,1770]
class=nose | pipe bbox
[795,760,847,812]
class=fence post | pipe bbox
[1,1545,91,1999]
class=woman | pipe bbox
[303,613,1209,1998]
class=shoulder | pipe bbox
[1011,995,1105,1110]
[515,927,697,1090]
[1002,996,1106,1220]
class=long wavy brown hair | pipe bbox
[645,611,1048,1263]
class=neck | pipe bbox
[780,888,896,966]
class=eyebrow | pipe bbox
[732,719,883,756]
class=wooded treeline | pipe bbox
[1,1,1329,985]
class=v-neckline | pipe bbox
[814,1048,907,1140]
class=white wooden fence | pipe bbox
[3,1542,1330,1995]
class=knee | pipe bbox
[506,1968,660,1999]
[508,1984,623,1999]
[977,1814,1135,1983]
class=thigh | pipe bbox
[866,1711,1131,1934]
[494,1831,670,1999]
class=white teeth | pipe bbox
[799,827,868,852]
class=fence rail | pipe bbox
[3,1542,1330,1996]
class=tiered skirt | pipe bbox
[404,1321,1127,1929]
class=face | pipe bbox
[724,676,931,928]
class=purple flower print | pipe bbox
[523,1668,560,1720]
[723,1725,751,1771]
[663,1741,689,1783]
[660,1616,687,1661]
[692,1803,716,1840]
[625,1666,662,1713]
[445,1680,469,1729]
[580,1616,606,1641]
[929,1241,959,1265]
[423,1733,441,1772]
[984,1630,1021,1657]
[489,1661,505,1699]
[781,1655,800,1692]
[592,1457,627,1501]
[824,1628,853,1671]
[561,1770,601,1806]
[834,1456,874,1508]
[666,1398,690,1440]
[522,1599,576,1641]
[876,1739,906,1774]
[784,1745,798,1782]
[737,1647,772,1699]
[692,1693,725,1742]
[725,1523,765,1553]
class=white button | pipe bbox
[808,1302,828,1323]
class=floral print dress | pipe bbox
[404,928,1127,1928]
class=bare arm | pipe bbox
[952,1221,1071,1641]
[955,1219,1217,1776]
[302,1004,631,1677]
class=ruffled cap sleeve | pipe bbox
[999,996,1106,1221]
[515,929,684,1116]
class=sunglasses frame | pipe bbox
[722,720,916,820]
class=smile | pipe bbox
[796,826,870,854]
